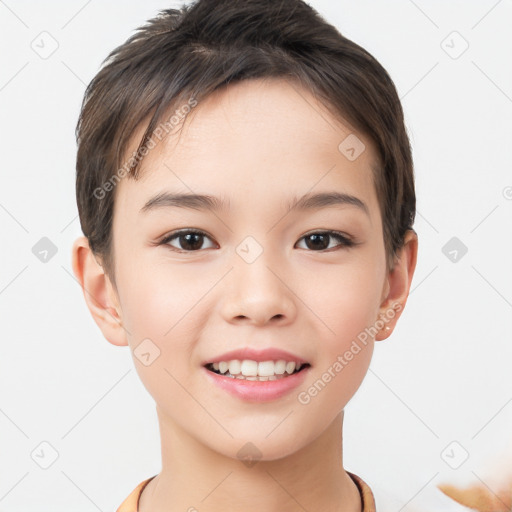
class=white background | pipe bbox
[1,1,511,510]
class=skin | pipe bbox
[72,77,418,512]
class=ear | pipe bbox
[71,236,128,347]
[375,229,418,341]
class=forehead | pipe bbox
[115,77,380,222]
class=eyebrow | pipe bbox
[140,191,369,217]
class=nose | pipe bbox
[220,253,297,327]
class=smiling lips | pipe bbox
[206,359,308,380]
[201,347,311,402]
[202,346,310,367]
[203,346,310,381]
[201,346,311,401]
[203,361,311,401]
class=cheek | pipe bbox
[292,255,382,407]
[297,268,378,416]
[119,257,206,338]
[118,265,203,405]
[299,257,383,343]
[118,260,214,384]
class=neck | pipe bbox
[139,409,361,512]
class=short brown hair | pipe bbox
[75,0,416,289]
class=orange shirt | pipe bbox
[116,470,376,512]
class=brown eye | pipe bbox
[296,231,355,251]
[160,230,216,252]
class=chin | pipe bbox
[209,431,307,463]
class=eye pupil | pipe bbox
[305,233,328,250]
[180,233,203,251]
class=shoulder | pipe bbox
[347,471,377,512]
[116,476,157,512]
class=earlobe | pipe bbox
[71,236,128,347]
[375,229,418,341]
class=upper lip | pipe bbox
[202,347,310,366]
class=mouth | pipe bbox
[202,358,312,402]
[204,360,311,381]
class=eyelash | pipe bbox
[157,229,358,253]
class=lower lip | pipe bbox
[202,366,310,402]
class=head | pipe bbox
[72,0,417,461]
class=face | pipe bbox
[109,78,390,460]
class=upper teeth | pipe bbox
[212,359,302,377]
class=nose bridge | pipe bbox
[220,235,296,325]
